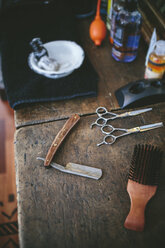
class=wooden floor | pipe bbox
[0,98,19,247]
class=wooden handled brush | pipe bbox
[124,144,163,232]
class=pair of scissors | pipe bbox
[90,107,152,128]
[97,122,163,146]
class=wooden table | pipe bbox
[14,19,165,248]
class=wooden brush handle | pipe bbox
[124,180,157,232]
[44,114,80,166]
[124,197,146,231]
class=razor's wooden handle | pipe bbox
[44,114,80,166]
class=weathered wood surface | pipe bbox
[15,103,165,248]
[0,101,19,247]
[14,19,147,128]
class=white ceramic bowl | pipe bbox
[28,40,85,78]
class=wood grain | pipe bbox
[124,180,157,231]
[44,114,80,166]
[0,100,18,247]
[15,103,165,248]
[138,0,165,43]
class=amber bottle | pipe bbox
[145,40,165,79]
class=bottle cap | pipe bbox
[154,40,165,56]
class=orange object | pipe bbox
[89,0,107,46]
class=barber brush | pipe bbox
[124,144,163,231]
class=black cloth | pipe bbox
[0,1,98,109]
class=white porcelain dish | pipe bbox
[28,40,85,78]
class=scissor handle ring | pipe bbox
[104,135,116,145]
[96,107,107,117]
[101,124,114,135]
[95,117,107,127]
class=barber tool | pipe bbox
[115,78,165,109]
[38,113,102,179]
[124,144,163,231]
[44,114,80,166]
[97,122,163,146]
[90,107,152,128]
[37,157,102,180]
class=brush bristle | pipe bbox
[128,144,163,186]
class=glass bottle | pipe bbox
[100,0,108,15]
[30,38,59,71]
[110,0,125,44]
[30,38,49,62]
[112,0,142,62]
[144,40,165,79]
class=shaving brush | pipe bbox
[89,0,107,46]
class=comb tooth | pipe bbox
[151,147,158,185]
[140,144,147,184]
[129,144,163,185]
[141,144,148,184]
[129,145,136,180]
[145,144,154,184]
[135,144,143,182]
[129,144,139,181]
[144,144,152,184]
[138,144,146,183]
[129,144,142,182]
[134,144,140,182]
[144,145,160,185]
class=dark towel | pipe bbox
[1,1,98,109]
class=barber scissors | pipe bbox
[97,122,163,146]
[90,107,152,128]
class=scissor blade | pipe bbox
[139,122,163,132]
[128,108,152,116]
